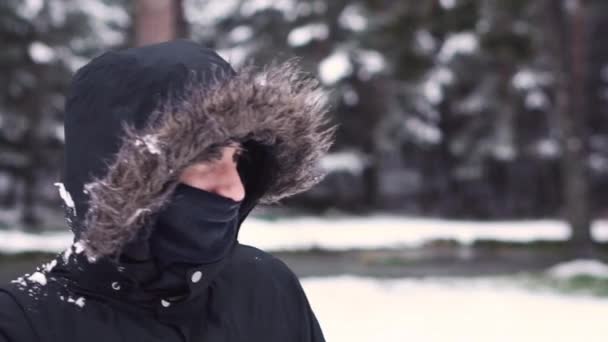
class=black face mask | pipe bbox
[148,182,242,269]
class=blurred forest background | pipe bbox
[3,2,608,339]
[1,0,608,254]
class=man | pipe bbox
[0,39,334,342]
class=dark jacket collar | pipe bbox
[49,241,238,313]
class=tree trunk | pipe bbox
[134,0,185,46]
[546,0,594,255]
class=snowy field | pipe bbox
[2,212,608,341]
[301,273,608,342]
[240,216,608,251]
[1,216,608,254]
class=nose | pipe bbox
[178,151,246,202]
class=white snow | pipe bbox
[287,23,329,47]
[534,139,560,158]
[67,296,86,308]
[547,259,608,279]
[183,0,240,25]
[75,297,86,307]
[338,4,367,32]
[62,245,73,263]
[73,240,86,254]
[319,50,353,85]
[18,0,44,19]
[438,32,479,62]
[525,90,549,109]
[319,151,368,175]
[457,92,485,113]
[240,0,295,17]
[28,272,47,286]
[492,144,516,161]
[46,0,127,46]
[217,45,250,68]
[68,239,97,263]
[2,217,608,254]
[80,0,129,46]
[512,69,537,90]
[11,277,27,287]
[590,154,608,172]
[43,259,58,273]
[254,74,268,87]
[439,0,457,10]
[53,182,76,214]
[228,26,254,43]
[29,42,56,64]
[423,67,454,104]
[0,230,72,254]
[134,134,161,155]
[59,48,89,73]
[356,50,386,77]
[284,1,327,21]
[238,216,608,251]
[415,30,437,54]
[423,80,442,104]
[302,275,608,342]
[47,1,68,26]
[342,88,359,106]
[53,123,65,142]
[512,69,553,90]
[404,118,442,144]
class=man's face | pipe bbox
[178,144,245,202]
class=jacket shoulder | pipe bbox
[228,243,327,342]
[231,243,299,281]
[0,289,39,342]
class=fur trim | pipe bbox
[79,59,336,260]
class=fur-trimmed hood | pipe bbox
[60,40,334,262]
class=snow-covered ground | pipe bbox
[301,274,608,342]
[1,216,608,254]
[0,230,73,254]
[240,216,608,251]
[547,259,608,279]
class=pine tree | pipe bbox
[0,0,128,231]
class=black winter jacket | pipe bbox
[0,39,334,342]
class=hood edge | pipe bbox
[77,58,336,261]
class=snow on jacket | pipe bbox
[0,39,334,342]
